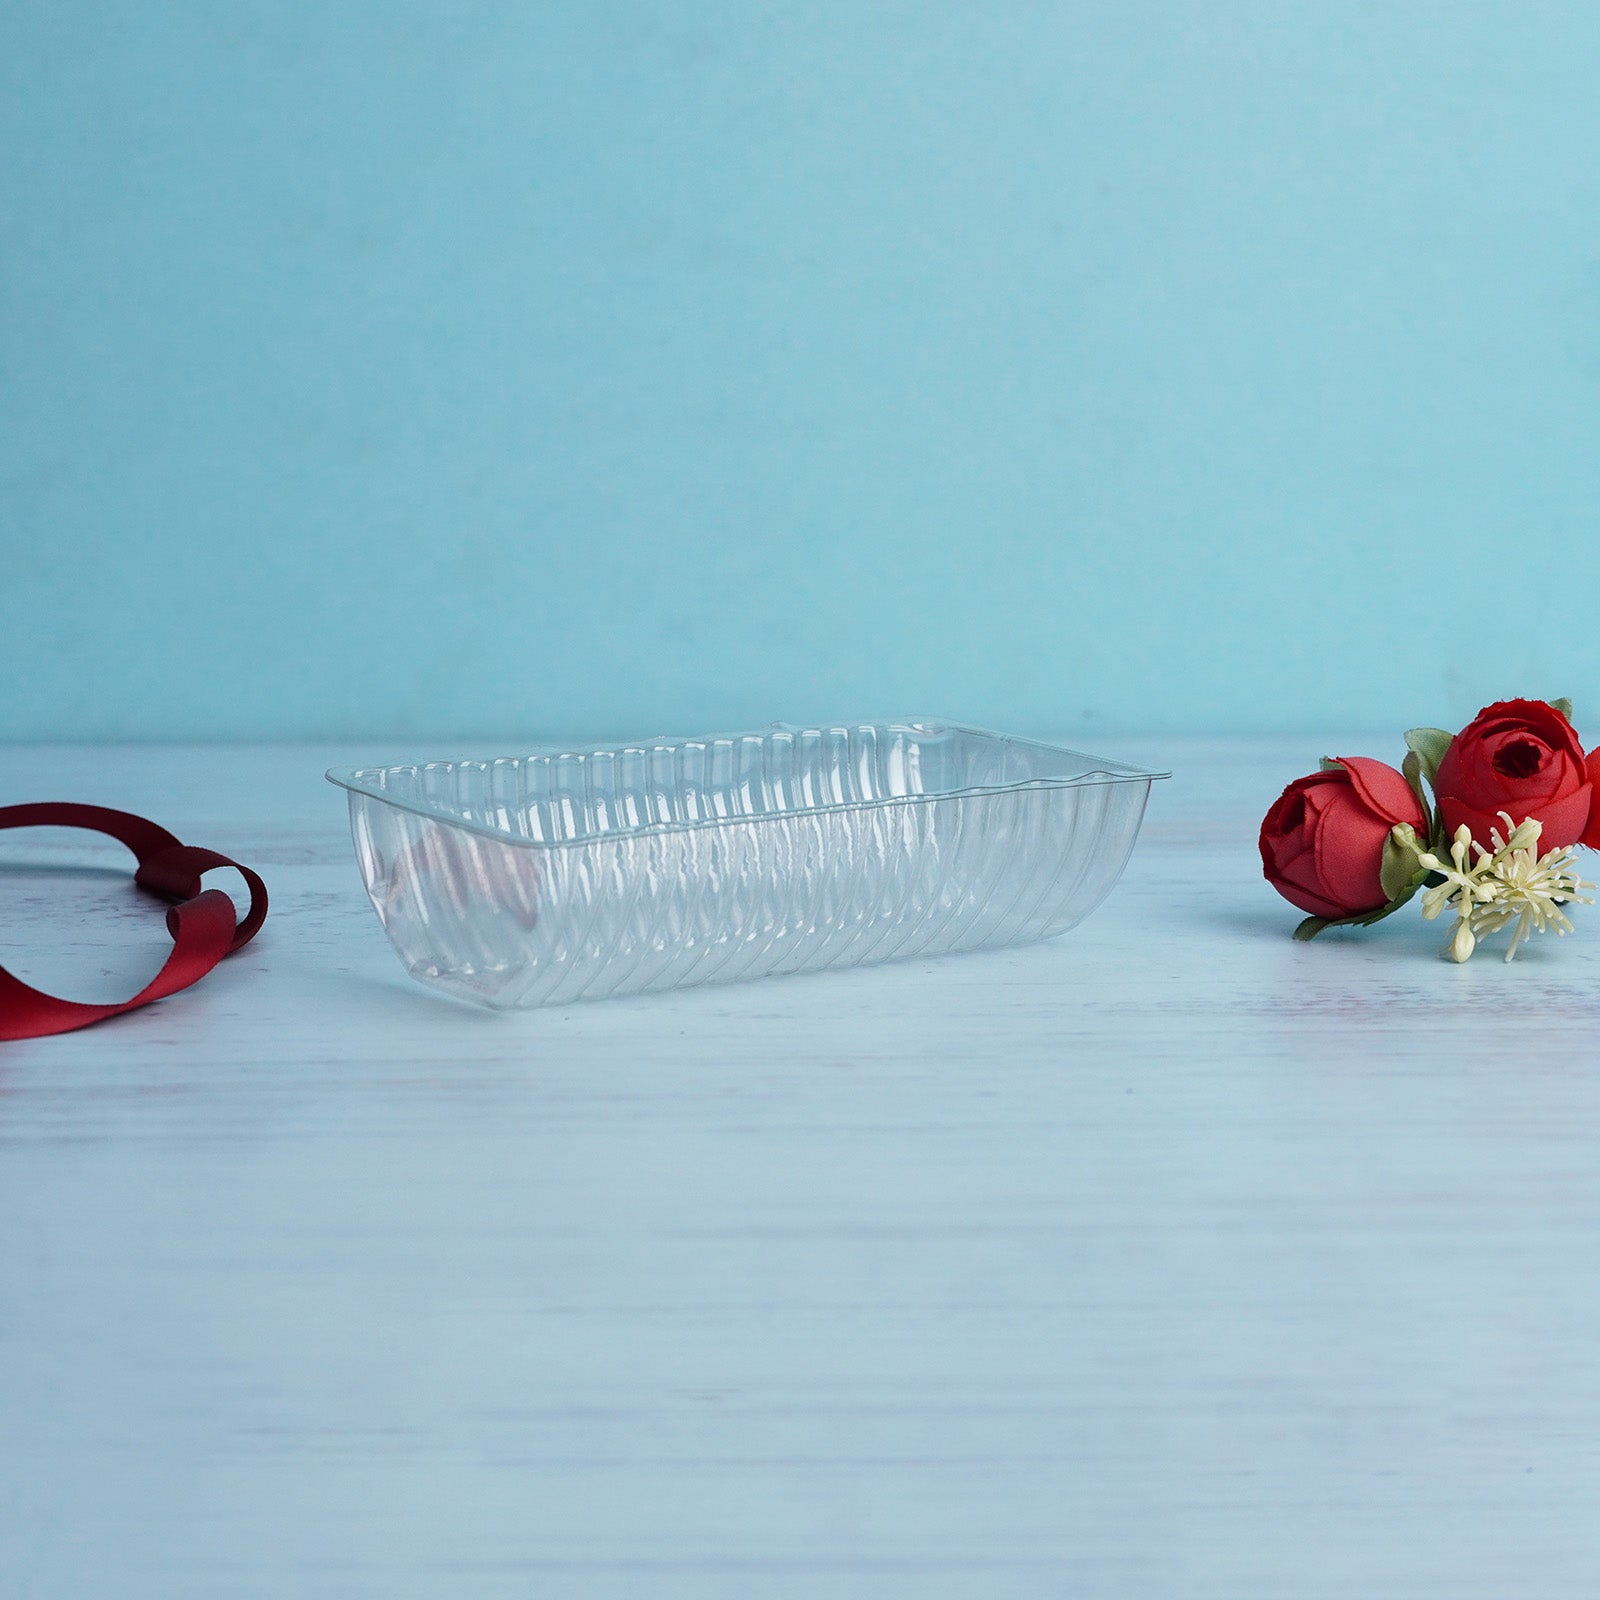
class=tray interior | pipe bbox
[330,722,1157,845]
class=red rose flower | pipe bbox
[1433,699,1593,851]
[1260,758,1426,920]
[1587,750,1600,850]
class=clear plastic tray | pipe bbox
[327,721,1165,1009]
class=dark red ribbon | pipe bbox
[0,803,267,1041]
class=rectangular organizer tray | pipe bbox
[327,721,1164,1009]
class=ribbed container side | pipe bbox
[346,773,1153,1010]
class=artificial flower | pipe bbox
[1432,698,1591,851]
[1262,697,1599,962]
[1259,758,1426,921]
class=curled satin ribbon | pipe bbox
[0,803,267,1041]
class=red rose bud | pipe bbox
[1586,750,1600,850]
[1434,699,1592,852]
[1259,758,1427,921]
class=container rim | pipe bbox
[325,720,1170,850]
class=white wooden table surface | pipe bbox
[4,738,1600,1599]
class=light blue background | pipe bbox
[3,1,1599,743]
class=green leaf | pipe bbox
[1291,877,1427,943]
[1400,749,1435,839]
[1379,829,1425,902]
[1318,757,1343,772]
[1403,726,1453,785]
[1355,880,1423,927]
[1550,697,1574,722]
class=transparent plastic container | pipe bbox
[327,721,1165,1010]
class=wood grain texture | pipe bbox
[4,739,1600,1598]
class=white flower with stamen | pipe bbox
[1405,812,1594,963]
